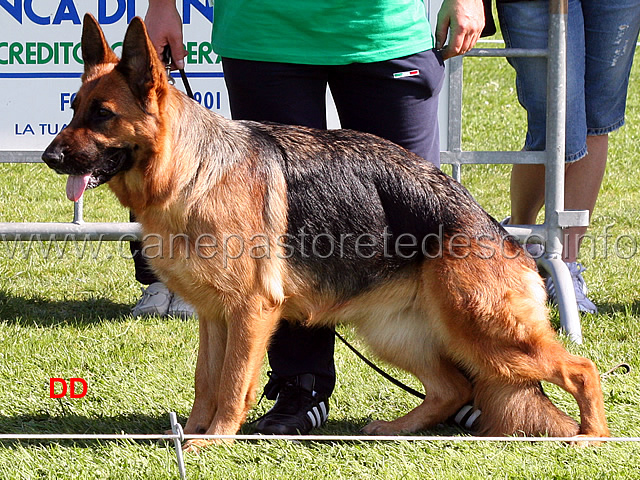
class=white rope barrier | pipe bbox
[3,412,640,480]
[171,434,640,442]
[0,433,169,440]
[2,433,639,443]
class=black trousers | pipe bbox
[133,49,444,397]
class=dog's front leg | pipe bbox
[184,314,228,436]
[184,297,281,451]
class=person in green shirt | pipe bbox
[142,0,486,436]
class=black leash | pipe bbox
[334,330,425,400]
[163,46,194,99]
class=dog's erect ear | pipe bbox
[81,13,119,73]
[116,17,168,106]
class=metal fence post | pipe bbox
[170,412,187,480]
[537,0,587,343]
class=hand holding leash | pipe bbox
[145,1,186,69]
[162,46,195,100]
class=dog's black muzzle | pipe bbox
[42,144,67,173]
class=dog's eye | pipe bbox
[96,107,114,119]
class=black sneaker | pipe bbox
[254,374,329,435]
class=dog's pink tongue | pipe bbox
[66,174,91,202]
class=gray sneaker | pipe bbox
[546,262,597,314]
[131,282,172,317]
[167,293,197,319]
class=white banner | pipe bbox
[0,0,227,154]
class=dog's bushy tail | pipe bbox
[471,378,580,437]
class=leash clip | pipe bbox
[162,46,176,85]
[166,64,175,85]
[161,45,195,99]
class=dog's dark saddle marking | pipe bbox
[244,122,515,298]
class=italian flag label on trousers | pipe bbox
[393,70,420,78]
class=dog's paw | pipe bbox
[362,420,400,435]
[570,424,610,447]
[569,434,605,447]
[183,439,210,453]
[182,436,235,452]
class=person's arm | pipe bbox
[435,0,485,59]
[145,0,186,69]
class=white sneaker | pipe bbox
[546,262,598,314]
[131,282,172,317]
[168,293,197,319]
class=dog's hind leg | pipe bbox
[538,344,609,440]
[472,344,608,441]
[362,355,472,435]
[430,257,608,441]
[474,300,610,440]
[454,299,607,439]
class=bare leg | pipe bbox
[510,163,546,226]
[562,134,608,262]
[509,134,608,261]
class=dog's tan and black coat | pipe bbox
[42,15,609,450]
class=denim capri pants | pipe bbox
[498,0,640,162]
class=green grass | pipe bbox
[2,45,640,479]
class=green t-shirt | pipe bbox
[212,0,434,65]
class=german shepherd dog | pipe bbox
[43,15,609,449]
